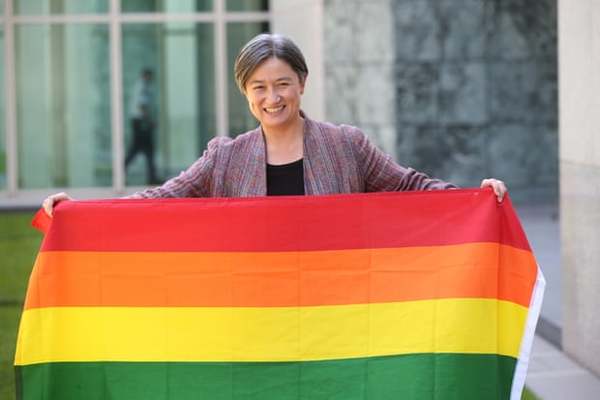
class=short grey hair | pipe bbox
[234,33,309,93]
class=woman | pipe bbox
[43,33,506,215]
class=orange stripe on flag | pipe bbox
[25,243,537,309]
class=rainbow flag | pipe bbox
[15,189,544,400]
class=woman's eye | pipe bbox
[253,86,264,91]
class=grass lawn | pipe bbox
[0,211,541,400]
[523,387,540,399]
[0,212,42,400]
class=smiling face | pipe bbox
[244,57,305,132]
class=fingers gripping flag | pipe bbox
[16,189,544,400]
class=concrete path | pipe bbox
[517,203,600,399]
[527,335,600,399]
[517,203,561,330]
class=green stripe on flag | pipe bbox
[16,353,516,400]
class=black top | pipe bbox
[266,158,305,196]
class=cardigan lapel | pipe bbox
[235,127,267,197]
[303,116,340,195]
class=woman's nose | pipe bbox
[267,89,280,104]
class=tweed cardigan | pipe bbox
[132,115,456,198]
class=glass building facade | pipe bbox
[0,0,269,199]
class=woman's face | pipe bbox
[244,57,305,132]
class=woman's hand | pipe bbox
[42,192,73,217]
[480,178,507,202]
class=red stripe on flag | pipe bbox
[31,208,52,234]
[41,189,531,252]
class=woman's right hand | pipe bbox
[42,192,73,217]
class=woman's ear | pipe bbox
[300,75,308,95]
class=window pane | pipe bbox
[122,23,215,186]
[227,0,268,12]
[227,22,269,136]
[122,0,212,13]
[0,27,4,190]
[16,24,111,189]
[15,0,108,15]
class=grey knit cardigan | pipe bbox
[133,115,455,198]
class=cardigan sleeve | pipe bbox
[128,136,229,198]
[345,125,457,192]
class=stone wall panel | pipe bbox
[357,0,395,63]
[439,62,487,125]
[324,65,359,124]
[439,0,488,61]
[394,0,440,62]
[324,0,557,197]
[487,124,557,188]
[392,0,558,195]
[489,61,557,124]
[395,63,439,124]
[357,64,396,126]
[488,0,557,61]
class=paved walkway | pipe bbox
[517,204,561,330]
[527,335,600,399]
[517,204,600,399]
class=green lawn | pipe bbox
[0,212,42,400]
[523,387,540,400]
[0,211,541,400]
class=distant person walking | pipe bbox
[125,68,159,184]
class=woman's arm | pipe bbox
[346,125,507,201]
[127,136,228,199]
[42,136,229,215]
[346,125,457,192]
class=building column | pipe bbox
[321,0,397,157]
[559,0,600,376]
[271,0,325,122]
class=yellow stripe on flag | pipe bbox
[15,298,527,365]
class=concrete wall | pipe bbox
[559,0,600,376]
[322,0,558,201]
[394,0,558,197]
[323,0,397,157]
[271,0,325,122]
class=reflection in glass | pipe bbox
[227,22,269,136]
[15,24,111,189]
[0,27,4,190]
[227,0,268,12]
[122,23,215,186]
[122,0,212,13]
[15,0,108,15]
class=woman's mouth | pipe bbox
[264,105,285,114]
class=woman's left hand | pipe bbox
[480,178,507,202]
